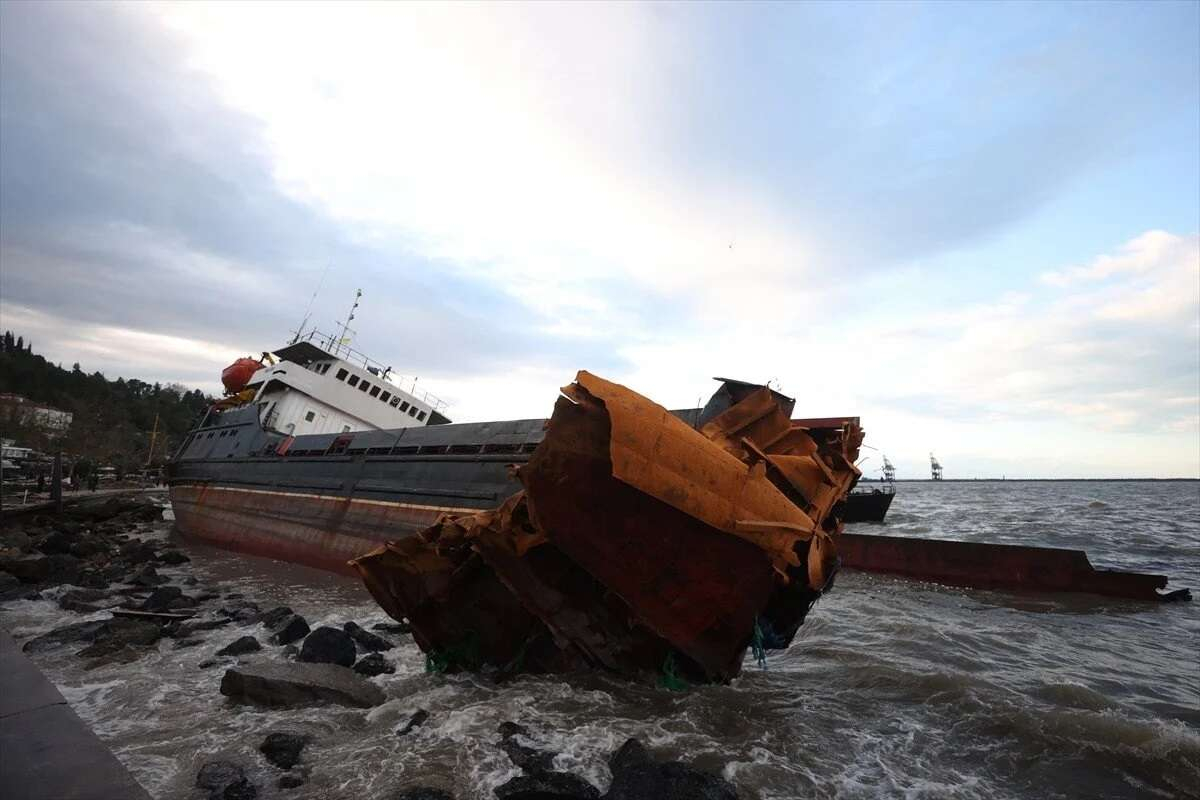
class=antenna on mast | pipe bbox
[334,289,362,357]
[292,263,332,344]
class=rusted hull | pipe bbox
[839,532,1183,601]
[170,483,467,575]
[354,372,865,683]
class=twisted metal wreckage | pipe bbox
[353,372,861,684]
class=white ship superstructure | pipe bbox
[246,330,449,437]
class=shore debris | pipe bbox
[354,372,863,683]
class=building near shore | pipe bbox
[0,393,73,432]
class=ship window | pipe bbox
[369,386,380,397]
[389,397,401,407]
[399,401,410,412]
[379,391,391,403]
[359,381,370,392]
[417,411,427,421]
[342,425,351,433]
[408,406,417,417]
[347,375,359,387]
[448,443,480,454]
[392,446,419,455]
[305,411,315,422]
[336,368,348,381]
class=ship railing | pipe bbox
[291,329,448,413]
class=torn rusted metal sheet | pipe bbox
[352,372,865,683]
[838,532,1192,601]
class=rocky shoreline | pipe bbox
[0,496,742,800]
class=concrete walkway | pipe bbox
[0,630,152,800]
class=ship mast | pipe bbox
[333,289,362,358]
[930,453,943,481]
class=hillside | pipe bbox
[0,331,212,471]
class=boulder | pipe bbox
[394,790,454,800]
[493,772,600,799]
[119,540,159,564]
[343,621,394,651]
[353,653,396,677]
[278,774,306,790]
[22,619,108,653]
[129,564,166,586]
[0,529,32,551]
[59,588,109,613]
[219,600,261,623]
[141,586,183,612]
[82,644,148,670]
[372,621,413,635]
[605,739,738,800]
[500,738,557,776]
[217,636,262,657]
[0,571,22,599]
[174,617,233,638]
[259,732,309,769]
[44,553,80,585]
[270,614,310,646]
[37,529,75,555]
[298,626,356,667]
[220,662,386,708]
[258,606,294,628]
[396,709,429,737]
[158,550,190,565]
[0,554,51,583]
[196,761,257,800]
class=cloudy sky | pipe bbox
[1,1,1197,478]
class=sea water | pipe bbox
[3,480,1197,799]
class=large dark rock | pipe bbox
[220,662,386,708]
[259,731,310,769]
[129,564,166,586]
[217,635,262,657]
[38,529,76,555]
[298,626,356,667]
[394,790,454,800]
[493,772,600,799]
[44,553,80,584]
[158,549,190,565]
[500,739,557,776]
[174,617,233,638]
[141,586,183,612]
[605,739,738,800]
[196,761,257,800]
[343,621,394,651]
[270,614,310,646]
[258,606,294,628]
[219,600,261,623]
[119,540,159,564]
[0,571,22,599]
[74,618,163,658]
[396,709,429,737]
[0,528,32,551]
[1,554,51,583]
[22,619,109,653]
[353,652,396,677]
[278,774,306,790]
[58,588,109,613]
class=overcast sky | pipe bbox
[1,1,1197,478]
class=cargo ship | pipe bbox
[167,330,864,576]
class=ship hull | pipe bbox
[170,483,476,574]
[837,489,895,523]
